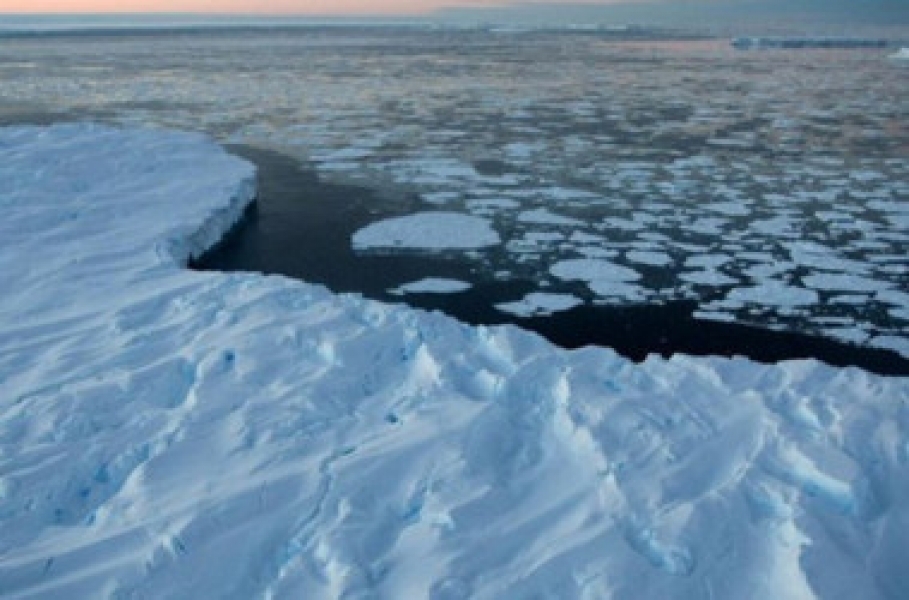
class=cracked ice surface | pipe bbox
[0,29,905,353]
[3,124,909,598]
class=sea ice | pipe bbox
[518,207,585,227]
[684,254,731,269]
[626,250,674,268]
[422,190,461,205]
[550,258,642,283]
[466,198,520,212]
[352,212,501,251]
[727,280,820,308]
[703,201,751,217]
[604,216,646,231]
[680,269,738,287]
[802,273,890,293]
[390,278,472,295]
[549,258,647,302]
[495,292,584,317]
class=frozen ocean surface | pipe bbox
[0,27,906,357]
[3,123,909,598]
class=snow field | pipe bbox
[2,125,909,599]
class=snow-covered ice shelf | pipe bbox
[2,124,909,599]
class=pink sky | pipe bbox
[0,0,502,14]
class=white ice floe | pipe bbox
[383,157,480,185]
[604,216,647,231]
[888,48,909,61]
[495,292,584,317]
[681,269,739,287]
[703,200,751,217]
[352,211,500,251]
[877,289,909,308]
[684,253,731,269]
[550,258,647,302]
[576,245,621,259]
[421,190,461,205]
[823,327,871,346]
[518,207,585,227]
[504,140,546,160]
[744,260,795,280]
[626,250,673,268]
[687,216,729,236]
[539,185,601,201]
[313,146,373,162]
[569,231,603,244]
[693,309,737,323]
[466,198,520,212]
[588,279,649,302]
[802,273,891,293]
[550,257,642,283]
[2,125,909,600]
[788,241,870,274]
[390,278,472,295]
[871,335,909,356]
[831,294,872,305]
[727,280,820,307]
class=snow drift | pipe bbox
[1,124,908,599]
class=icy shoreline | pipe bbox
[2,124,908,598]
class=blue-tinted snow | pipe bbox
[5,124,908,598]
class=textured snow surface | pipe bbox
[3,125,909,599]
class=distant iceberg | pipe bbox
[888,47,909,60]
[732,37,888,50]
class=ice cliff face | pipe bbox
[1,124,908,599]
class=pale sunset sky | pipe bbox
[0,0,562,15]
[1,0,904,27]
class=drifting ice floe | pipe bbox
[495,292,584,317]
[3,124,909,599]
[352,211,500,251]
[390,278,472,295]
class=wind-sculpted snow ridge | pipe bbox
[2,125,909,599]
